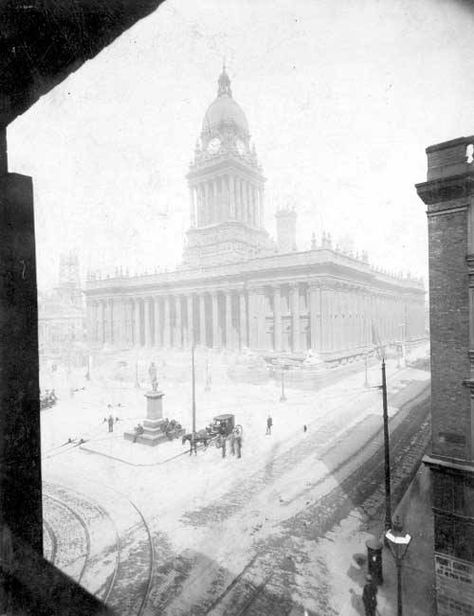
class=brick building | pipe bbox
[416,136,474,615]
[85,69,425,361]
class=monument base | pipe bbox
[124,390,185,446]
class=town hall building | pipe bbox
[85,68,425,362]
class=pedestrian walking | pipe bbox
[266,414,273,435]
[221,436,226,458]
[108,414,114,433]
[230,431,236,455]
[303,424,307,433]
[235,434,242,458]
[362,574,377,616]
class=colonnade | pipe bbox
[189,175,263,228]
[88,281,425,357]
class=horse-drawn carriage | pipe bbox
[182,413,243,450]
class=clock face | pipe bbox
[236,139,246,155]
[207,138,221,154]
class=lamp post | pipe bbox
[385,516,412,616]
[191,342,196,434]
[280,364,287,402]
[381,359,392,532]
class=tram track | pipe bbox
[43,492,91,584]
[43,480,155,616]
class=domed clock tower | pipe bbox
[183,67,275,266]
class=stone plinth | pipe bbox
[145,390,164,421]
[124,390,180,447]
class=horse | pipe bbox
[182,428,210,448]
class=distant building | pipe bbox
[85,68,425,361]
[416,136,474,615]
[38,252,86,365]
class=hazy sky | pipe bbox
[8,0,474,290]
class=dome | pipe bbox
[201,68,249,135]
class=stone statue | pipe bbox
[148,362,158,392]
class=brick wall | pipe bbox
[429,208,470,459]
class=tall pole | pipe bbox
[280,366,286,402]
[382,359,392,531]
[191,343,196,434]
[397,560,403,616]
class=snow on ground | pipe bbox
[41,343,430,613]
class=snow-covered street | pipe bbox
[41,346,430,615]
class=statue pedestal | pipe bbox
[124,390,175,447]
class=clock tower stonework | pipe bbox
[183,68,275,267]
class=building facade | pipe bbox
[38,252,86,364]
[85,69,425,361]
[417,137,474,615]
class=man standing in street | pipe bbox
[266,414,273,435]
[235,434,242,458]
[362,574,377,616]
[221,435,226,458]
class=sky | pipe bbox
[7,0,474,291]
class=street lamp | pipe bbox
[381,359,392,531]
[280,364,287,402]
[385,516,412,616]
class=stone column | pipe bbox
[108,300,114,344]
[320,286,329,353]
[86,301,93,347]
[132,299,140,346]
[252,186,257,226]
[153,297,161,347]
[189,187,196,227]
[229,175,235,219]
[97,300,103,344]
[212,291,220,348]
[291,283,300,352]
[225,291,233,349]
[245,181,252,225]
[199,294,206,347]
[239,291,248,348]
[126,299,132,347]
[309,282,321,352]
[203,183,209,225]
[274,285,282,352]
[175,295,182,348]
[163,296,171,347]
[120,298,128,347]
[113,298,122,347]
[255,287,265,349]
[248,288,257,349]
[144,298,152,346]
[187,294,194,347]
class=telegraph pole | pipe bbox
[280,366,287,402]
[382,359,392,531]
[191,343,196,434]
